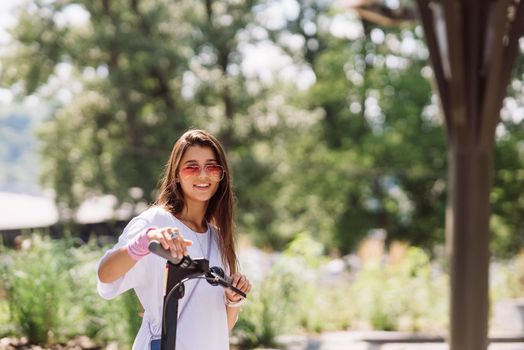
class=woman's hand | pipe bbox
[225,273,252,304]
[147,227,193,260]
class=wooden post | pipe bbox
[447,143,492,350]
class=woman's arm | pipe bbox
[98,247,138,283]
[224,273,252,331]
[226,305,240,331]
[97,226,193,283]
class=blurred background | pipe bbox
[1,0,524,349]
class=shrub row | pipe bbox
[1,233,523,349]
[0,235,140,347]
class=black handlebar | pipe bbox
[148,240,246,298]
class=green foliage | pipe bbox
[491,116,524,257]
[1,234,524,347]
[235,235,451,347]
[234,266,297,349]
[302,26,446,252]
[349,247,448,331]
[491,252,524,301]
[234,233,326,347]
[0,299,14,338]
[67,239,142,346]
[3,0,524,260]
[4,0,265,209]
[0,235,76,344]
[233,237,314,347]
[0,235,141,347]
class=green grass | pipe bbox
[0,297,13,338]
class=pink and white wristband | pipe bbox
[127,226,157,261]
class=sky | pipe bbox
[0,1,19,42]
[0,0,17,105]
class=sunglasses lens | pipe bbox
[180,166,200,177]
[180,165,224,180]
[206,165,224,180]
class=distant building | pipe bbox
[0,191,59,230]
[0,191,146,246]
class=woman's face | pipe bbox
[177,145,223,205]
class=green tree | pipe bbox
[270,6,447,252]
[3,0,268,209]
[4,0,524,257]
[487,49,524,257]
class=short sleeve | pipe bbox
[96,216,150,300]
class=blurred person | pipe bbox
[97,129,251,350]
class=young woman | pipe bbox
[97,129,252,350]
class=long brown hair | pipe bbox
[154,129,237,274]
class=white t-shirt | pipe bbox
[97,206,230,350]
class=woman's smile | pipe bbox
[193,183,211,190]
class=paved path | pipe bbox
[275,331,524,350]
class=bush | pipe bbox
[2,232,523,349]
[234,256,301,349]
[491,250,524,299]
[67,239,142,347]
[235,238,450,347]
[0,235,77,344]
[234,232,346,347]
[348,247,448,332]
[0,234,141,347]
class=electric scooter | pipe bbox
[148,241,246,350]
